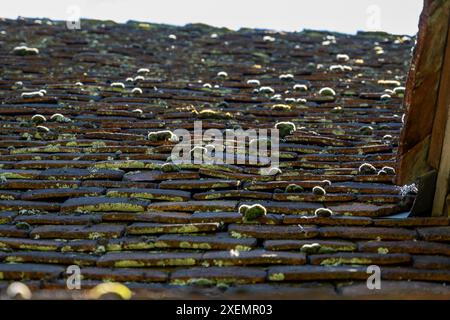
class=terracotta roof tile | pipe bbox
[60,196,149,213]
[417,227,450,242]
[0,237,58,251]
[309,252,411,266]
[381,267,450,282]
[80,267,168,282]
[283,215,373,226]
[156,234,257,250]
[97,252,203,267]
[0,224,30,237]
[0,211,16,224]
[5,251,98,266]
[203,250,307,266]
[170,266,266,284]
[190,212,242,223]
[60,240,100,253]
[14,213,102,225]
[30,224,125,239]
[338,281,450,299]
[264,239,357,252]
[358,240,450,256]
[106,188,191,201]
[319,226,417,240]
[21,187,105,200]
[373,217,449,227]
[412,255,450,269]
[268,265,368,281]
[0,263,64,280]
[229,224,319,240]
[127,222,220,235]
[147,200,237,212]
[0,200,60,212]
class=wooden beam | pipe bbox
[432,100,450,216]
[430,3,450,216]
[433,109,450,216]
[396,0,450,185]
[428,6,450,170]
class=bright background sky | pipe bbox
[2,0,423,35]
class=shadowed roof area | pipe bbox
[0,17,449,299]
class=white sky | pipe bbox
[2,0,423,35]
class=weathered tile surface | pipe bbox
[170,267,266,284]
[0,15,448,299]
[264,239,357,252]
[30,224,125,239]
[5,251,98,266]
[61,197,149,213]
[97,252,203,267]
[80,267,168,282]
[358,240,450,256]
[203,250,307,266]
[319,226,417,240]
[156,234,257,250]
[309,252,411,266]
[229,224,319,240]
[418,227,450,242]
[268,265,368,281]
[0,263,65,280]
[127,222,220,235]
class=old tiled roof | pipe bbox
[0,17,449,299]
